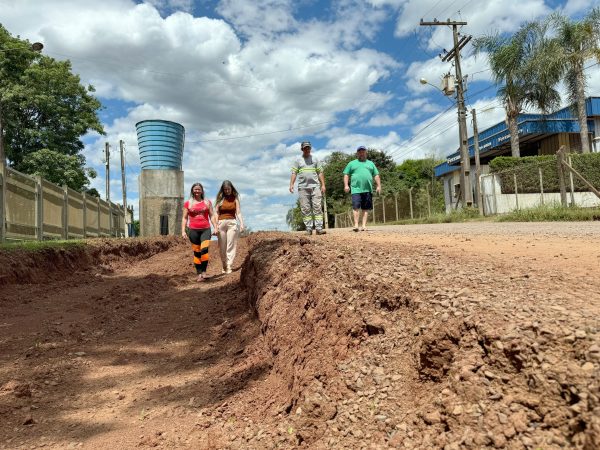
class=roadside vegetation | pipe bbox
[0,239,85,252]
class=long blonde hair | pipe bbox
[215,180,240,208]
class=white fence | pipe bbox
[480,172,600,215]
[0,164,129,242]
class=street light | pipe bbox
[419,78,456,106]
[419,76,472,208]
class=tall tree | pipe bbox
[548,8,600,153]
[19,149,97,191]
[0,25,104,190]
[473,21,561,157]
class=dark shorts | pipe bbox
[351,192,373,210]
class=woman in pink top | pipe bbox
[181,183,218,282]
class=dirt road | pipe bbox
[1,222,599,449]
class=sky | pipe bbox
[1,0,599,230]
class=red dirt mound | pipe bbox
[0,237,182,286]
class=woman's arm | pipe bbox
[209,201,219,233]
[181,207,189,235]
[236,198,244,230]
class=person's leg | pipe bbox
[188,228,203,280]
[311,188,324,232]
[198,228,211,277]
[351,194,361,231]
[225,220,238,272]
[217,220,228,272]
[299,189,313,234]
[361,210,369,229]
[361,192,373,230]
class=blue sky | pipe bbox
[1,0,598,230]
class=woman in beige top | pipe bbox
[215,180,244,274]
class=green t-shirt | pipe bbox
[343,159,379,194]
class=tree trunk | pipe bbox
[575,64,590,153]
[507,114,520,158]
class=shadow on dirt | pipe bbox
[0,240,271,446]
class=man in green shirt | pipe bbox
[343,146,381,232]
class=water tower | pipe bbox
[136,120,185,236]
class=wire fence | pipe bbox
[333,185,445,228]
[480,150,600,214]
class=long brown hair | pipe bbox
[215,180,239,206]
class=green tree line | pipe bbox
[286,148,444,230]
[0,24,104,194]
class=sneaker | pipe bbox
[352,227,359,232]
[315,229,326,235]
[306,229,313,236]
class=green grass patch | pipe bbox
[496,205,600,222]
[0,239,86,252]
[378,207,488,226]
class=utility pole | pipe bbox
[420,19,473,207]
[105,142,110,202]
[471,109,483,215]
[120,140,129,237]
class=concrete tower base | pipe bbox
[139,170,184,237]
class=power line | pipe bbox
[184,120,335,144]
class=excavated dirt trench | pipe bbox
[1,230,600,449]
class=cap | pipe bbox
[301,141,311,149]
[357,145,367,151]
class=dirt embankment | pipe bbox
[1,229,600,449]
[0,237,182,285]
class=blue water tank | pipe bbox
[136,120,185,170]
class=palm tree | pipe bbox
[473,22,562,157]
[548,8,600,153]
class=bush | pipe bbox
[489,153,600,194]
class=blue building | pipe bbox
[434,97,600,211]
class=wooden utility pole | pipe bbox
[105,142,110,203]
[472,109,483,215]
[421,19,472,208]
[120,140,129,237]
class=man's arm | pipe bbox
[344,174,350,193]
[319,172,326,194]
[374,174,381,195]
[289,173,297,193]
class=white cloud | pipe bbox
[367,112,409,126]
[395,0,551,41]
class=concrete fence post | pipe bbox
[0,163,5,243]
[62,185,69,240]
[557,146,568,207]
[492,174,498,215]
[538,167,544,206]
[382,196,386,223]
[35,175,43,241]
[394,193,399,222]
[97,197,101,236]
[427,183,432,217]
[409,188,414,219]
[513,173,519,210]
[568,154,575,207]
[82,192,87,238]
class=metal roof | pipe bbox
[435,97,600,176]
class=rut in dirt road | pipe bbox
[2,229,600,449]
